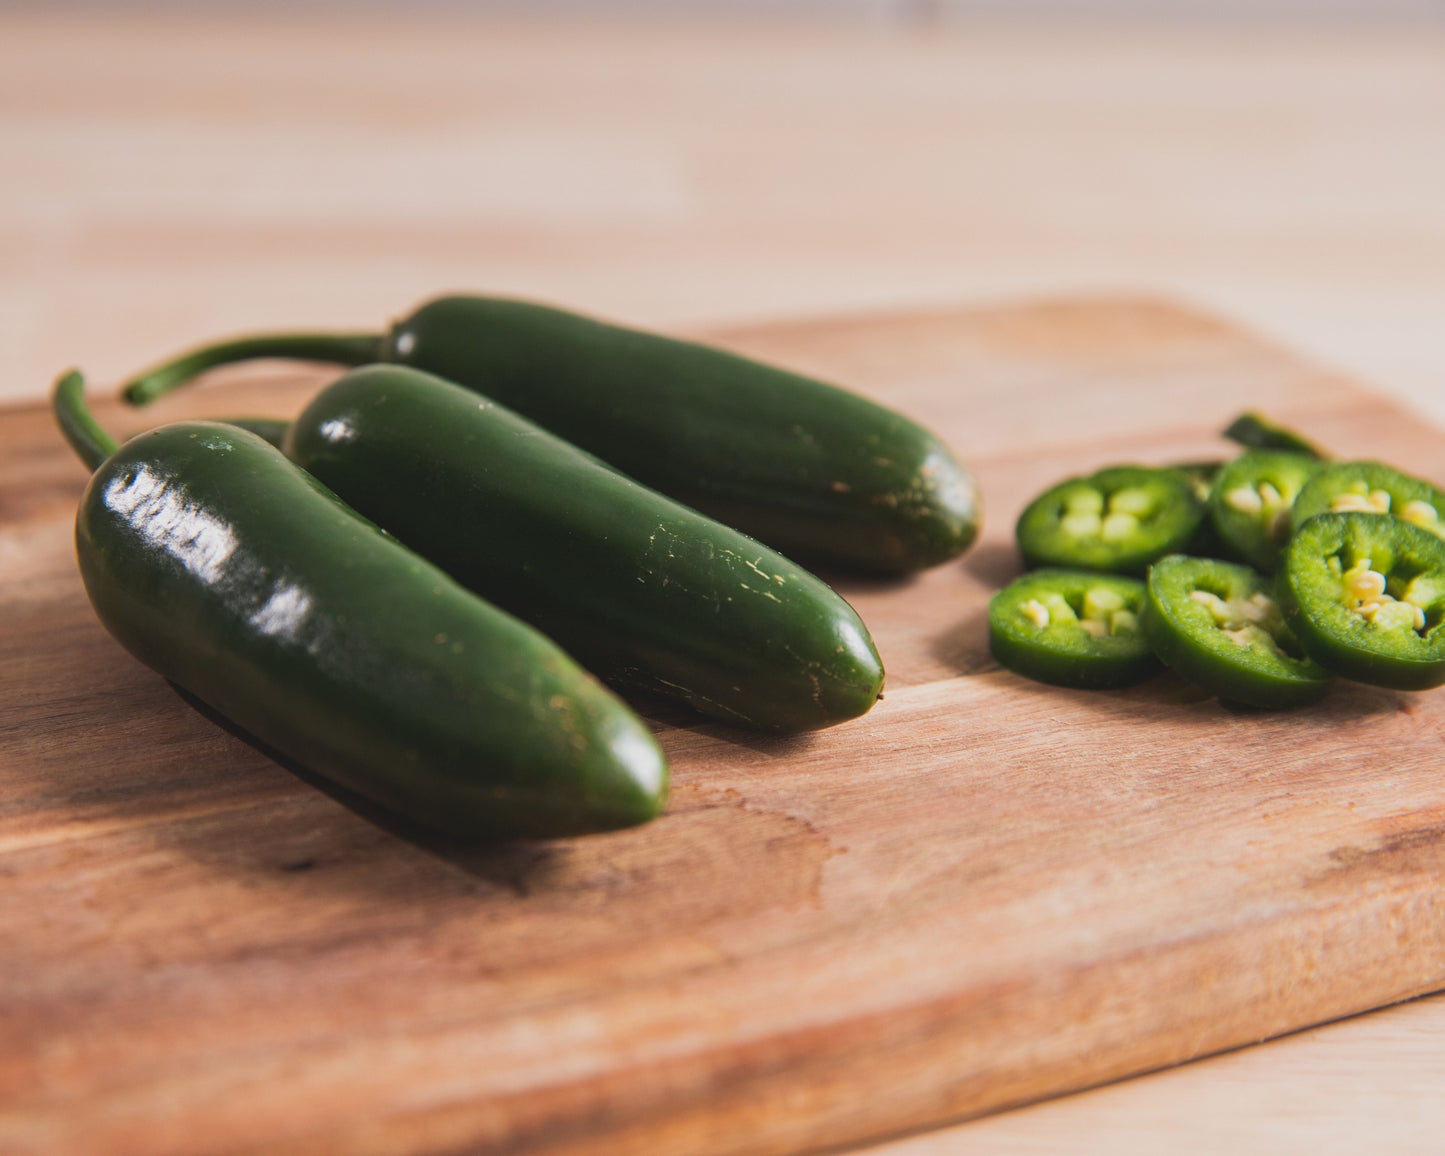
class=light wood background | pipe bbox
[3,12,1445,424]
[4,10,1445,1154]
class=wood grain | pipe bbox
[5,13,1445,426]
[4,297,1445,1156]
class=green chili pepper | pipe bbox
[282,364,886,733]
[1015,465,1204,576]
[1140,555,1330,709]
[119,296,980,576]
[1290,461,1445,541]
[1207,450,1323,573]
[1278,512,1445,690]
[988,569,1158,689]
[1222,412,1326,459]
[54,370,668,839]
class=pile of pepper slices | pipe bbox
[990,413,1445,707]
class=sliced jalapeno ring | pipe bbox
[1164,460,1231,558]
[1222,412,1326,459]
[988,569,1159,689]
[1278,512,1445,690]
[1208,450,1323,574]
[1015,466,1204,576]
[1141,555,1330,709]
[1290,460,1445,541]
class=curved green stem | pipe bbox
[122,331,385,406]
[53,370,118,472]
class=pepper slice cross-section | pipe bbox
[1278,511,1445,690]
[1141,555,1330,709]
[1015,466,1205,576]
[1290,461,1445,541]
[1207,450,1322,574]
[988,569,1159,689]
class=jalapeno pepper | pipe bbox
[282,365,886,733]
[118,297,980,576]
[1015,466,1204,576]
[1290,461,1445,542]
[1207,450,1322,573]
[988,570,1158,688]
[1222,411,1326,459]
[1140,555,1330,709]
[54,371,668,839]
[1277,511,1445,690]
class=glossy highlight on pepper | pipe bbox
[54,370,669,839]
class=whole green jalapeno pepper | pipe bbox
[281,365,886,733]
[53,371,668,839]
[119,296,980,576]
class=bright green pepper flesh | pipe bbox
[1278,512,1445,690]
[1141,555,1330,709]
[1207,450,1322,573]
[285,365,885,733]
[1290,461,1445,541]
[73,416,669,838]
[1015,466,1204,576]
[988,569,1158,689]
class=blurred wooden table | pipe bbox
[4,10,1445,1154]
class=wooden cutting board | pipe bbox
[5,297,1445,1156]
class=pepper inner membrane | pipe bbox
[1326,549,1440,636]
[1020,584,1140,639]
[1222,475,1303,544]
[1327,481,1444,538]
[1057,484,1159,544]
[1185,578,1303,661]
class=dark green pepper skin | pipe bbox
[284,366,886,733]
[381,296,978,575]
[76,421,668,838]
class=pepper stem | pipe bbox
[122,331,385,406]
[53,370,119,472]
